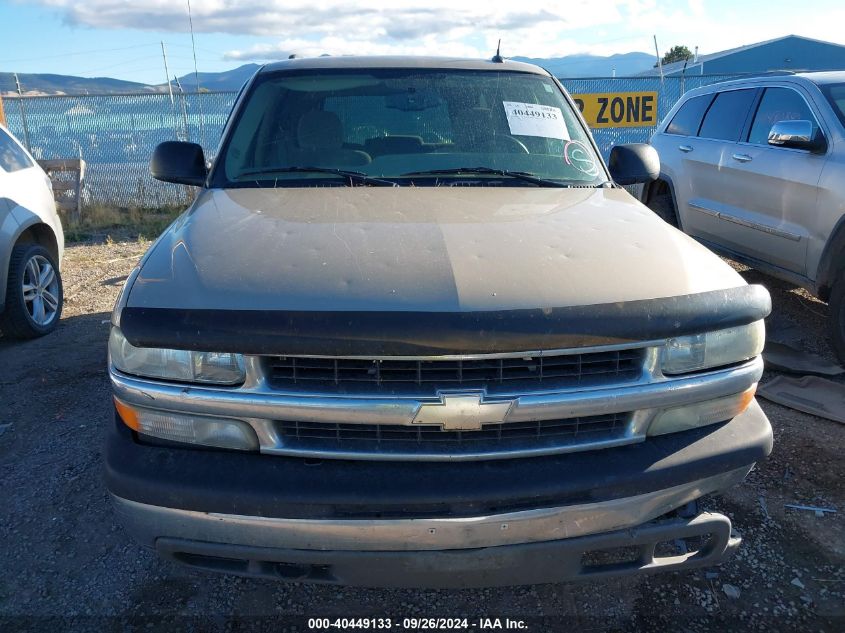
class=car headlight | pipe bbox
[114,398,259,451]
[661,320,765,375]
[109,327,245,385]
[647,386,757,436]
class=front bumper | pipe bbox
[105,400,771,586]
[147,512,740,588]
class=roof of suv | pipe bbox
[680,70,845,99]
[794,71,845,85]
[260,55,549,75]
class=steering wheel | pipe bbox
[493,134,530,154]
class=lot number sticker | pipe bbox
[572,92,658,128]
[503,102,570,140]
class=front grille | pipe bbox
[262,347,646,459]
[264,348,644,395]
[275,412,631,458]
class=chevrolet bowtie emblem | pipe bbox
[412,393,515,431]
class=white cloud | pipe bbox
[29,0,845,64]
[32,0,649,60]
[33,1,610,35]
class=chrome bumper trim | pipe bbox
[112,466,751,552]
[110,357,762,459]
[110,357,762,428]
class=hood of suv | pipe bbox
[127,186,745,312]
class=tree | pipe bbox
[655,45,693,67]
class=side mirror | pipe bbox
[150,141,207,186]
[607,143,660,185]
[768,120,826,153]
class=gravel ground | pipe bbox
[0,237,843,632]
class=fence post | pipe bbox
[174,75,190,142]
[13,73,32,153]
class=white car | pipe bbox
[0,124,64,338]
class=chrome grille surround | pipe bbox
[109,342,765,461]
[256,346,649,458]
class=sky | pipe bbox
[2,0,845,85]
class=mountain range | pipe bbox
[511,52,654,77]
[1,54,655,96]
[0,64,263,96]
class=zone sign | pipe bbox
[572,92,658,128]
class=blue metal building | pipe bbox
[641,35,845,76]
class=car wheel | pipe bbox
[647,193,679,227]
[0,243,63,339]
[829,271,845,364]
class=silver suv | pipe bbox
[643,72,845,360]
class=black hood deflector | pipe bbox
[119,284,770,356]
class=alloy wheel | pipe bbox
[21,254,60,326]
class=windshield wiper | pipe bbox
[237,166,397,187]
[401,167,570,188]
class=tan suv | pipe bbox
[643,72,845,361]
[105,56,772,587]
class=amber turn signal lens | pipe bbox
[112,397,259,451]
[738,384,757,409]
[114,397,141,431]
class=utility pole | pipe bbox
[653,35,664,85]
[13,73,32,152]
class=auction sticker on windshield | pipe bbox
[503,102,570,140]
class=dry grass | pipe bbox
[63,205,183,243]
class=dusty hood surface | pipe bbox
[128,186,745,312]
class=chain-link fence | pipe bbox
[563,74,741,157]
[2,74,743,209]
[3,91,237,208]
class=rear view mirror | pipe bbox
[150,141,207,186]
[607,143,660,185]
[385,88,443,111]
[768,120,826,153]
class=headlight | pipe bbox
[661,320,765,375]
[114,398,258,451]
[109,328,245,385]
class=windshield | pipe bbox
[212,68,607,188]
[819,82,845,129]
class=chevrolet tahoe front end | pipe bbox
[104,56,772,588]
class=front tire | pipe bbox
[829,271,845,363]
[647,193,679,227]
[0,243,63,339]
